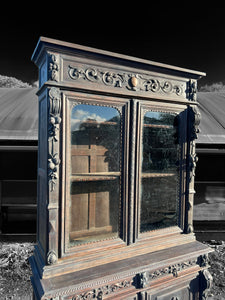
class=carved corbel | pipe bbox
[187,79,197,101]
[200,269,213,300]
[189,106,201,141]
[48,53,60,82]
[188,106,201,182]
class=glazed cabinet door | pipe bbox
[64,94,130,251]
[140,110,180,232]
[135,101,187,240]
[69,104,121,245]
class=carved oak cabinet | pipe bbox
[30,37,213,300]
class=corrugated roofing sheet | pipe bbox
[197,92,225,144]
[0,89,225,144]
[0,88,38,140]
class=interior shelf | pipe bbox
[144,124,173,129]
[71,172,120,182]
[76,120,118,126]
[142,172,176,178]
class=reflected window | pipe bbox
[69,104,121,246]
[140,111,179,232]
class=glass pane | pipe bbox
[140,111,179,232]
[69,104,121,246]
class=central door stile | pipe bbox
[128,99,140,244]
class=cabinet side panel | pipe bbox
[37,94,48,255]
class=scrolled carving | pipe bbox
[161,81,173,93]
[102,71,124,87]
[143,258,197,283]
[68,66,83,80]
[174,84,183,96]
[143,78,161,93]
[72,280,132,299]
[85,68,100,82]
[68,65,184,98]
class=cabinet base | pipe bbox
[30,241,212,300]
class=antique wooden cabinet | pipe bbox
[30,37,213,299]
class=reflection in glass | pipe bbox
[140,111,179,232]
[69,104,121,246]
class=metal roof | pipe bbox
[0,88,225,144]
[0,88,38,140]
[197,92,225,144]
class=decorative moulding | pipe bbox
[40,51,198,102]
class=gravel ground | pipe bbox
[0,242,34,299]
[206,240,225,299]
[0,241,225,299]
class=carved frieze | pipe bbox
[67,258,198,299]
[136,258,197,289]
[71,280,132,300]
[39,255,203,299]
[67,65,186,99]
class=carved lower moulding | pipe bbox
[67,65,188,99]
[71,280,132,300]
[41,257,201,299]
[136,258,198,289]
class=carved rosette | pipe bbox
[68,65,184,98]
